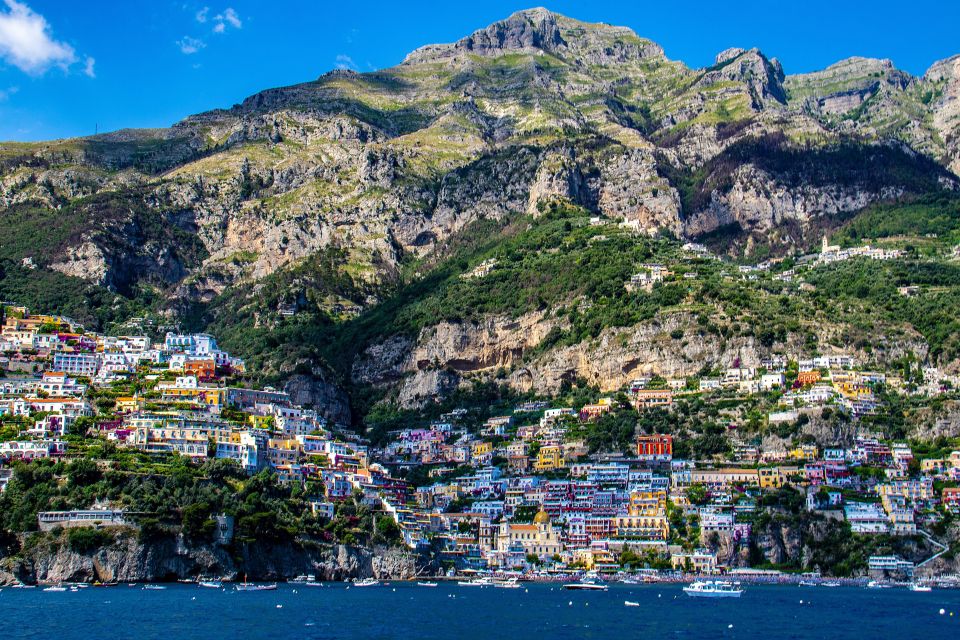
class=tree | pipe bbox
[686,483,708,506]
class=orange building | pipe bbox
[633,389,673,410]
[636,434,673,460]
[183,358,216,379]
[796,370,821,385]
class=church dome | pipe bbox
[533,508,550,524]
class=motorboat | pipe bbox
[142,585,167,590]
[353,578,379,587]
[683,581,743,598]
[198,579,223,589]
[562,580,608,591]
[289,575,320,585]
[909,583,933,592]
[236,582,277,591]
[624,600,640,607]
[866,580,892,589]
[42,584,68,592]
[457,577,493,587]
[417,581,438,587]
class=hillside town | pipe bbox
[2,301,960,582]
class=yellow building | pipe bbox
[691,468,759,489]
[788,444,818,462]
[115,396,143,413]
[496,509,562,558]
[248,414,275,430]
[629,490,668,516]
[534,445,565,471]
[473,441,493,458]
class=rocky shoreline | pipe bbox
[0,530,437,586]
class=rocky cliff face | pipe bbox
[0,531,432,585]
[354,305,930,407]
[1,8,959,412]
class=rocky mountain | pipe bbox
[2,8,959,419]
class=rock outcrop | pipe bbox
[0,531,434,585]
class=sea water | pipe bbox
[1,582,958,639]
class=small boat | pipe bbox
[624,600,640,607]
[621,578,639,585]
[457,577,493,587]
[798,580,819,587]
[142,585,167,590]
[236,582,277,592]
[289,575,323,587]
[417,581,438,587]
[92,581,119,588]
[683,581,743,598]
[909,583,932,592]
[822,581,841,588]
[562,580,608,591]
[494,578,522,589]
[198,580,223,589]
[353,578,379,588]
[43,585,68,592]
[866,580,892,589]
[10,583,35,589]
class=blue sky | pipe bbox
[0,0,957,142]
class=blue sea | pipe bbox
[2,582,959,639]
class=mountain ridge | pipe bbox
[2,7,960,418]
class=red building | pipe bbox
[944,487,960,513]
[636,434,673,461]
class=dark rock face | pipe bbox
[456,8,567,56]
[284,374,353,427]
[702,48,787,107]
[0,533,435,585]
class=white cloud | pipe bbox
[0,85,19,101]
[83,55,94,78]
[221,8,241,29]
[335,54,356,70]
[0,0,77,74]
[195,6,209,23]
[212,7,241,33]
[176,36,206,55]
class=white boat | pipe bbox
[909,583,932,592]
[822,582,841,588]
[198,580,223,589]
[417,581,438,587]
[289,575,319,585]
[866,580,892,589]
[457,577,493,587]
[353,579,379,588]
[236,580,277,592]
[10,583,35,589]
[562,580,608,591]
[624,600,640,607]
[683,581,743,598]
[798,580,819,587]
[494,578,522,589]
[142,585,167,590]
[43,585,68,592]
